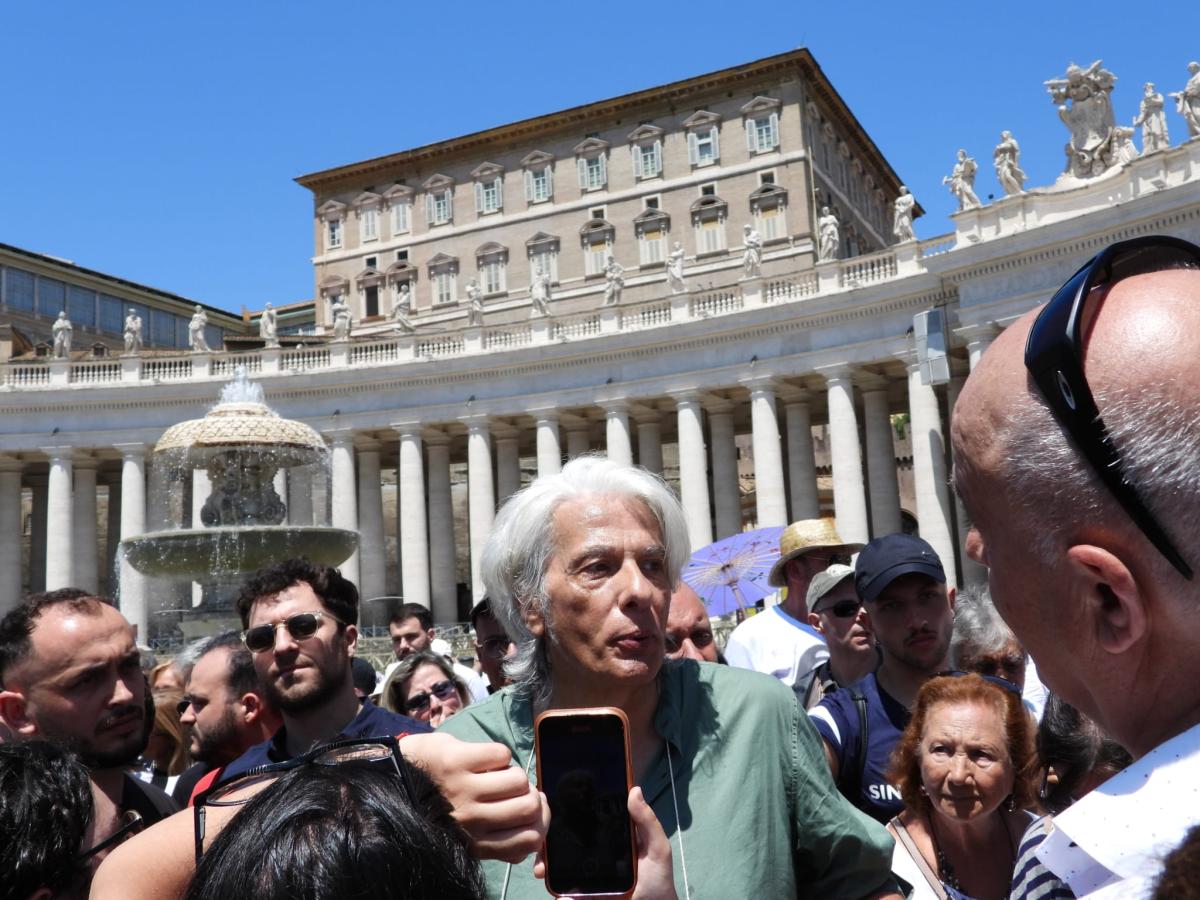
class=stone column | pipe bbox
[105,479,121,592]
[71,455,99,593]
[191,469,212,608]
[355,440,386,602]
[115,444,148,640]
[783,396,820,520]
[0,458,23,614]
[146,458,172,532]
[948,374,987,588]
[604,402,633,467]
[395,425,432,612]
[746,379,788,528]
[465,417,495,603]
[288,468,314,526]
[495,430,522,503]
[822,367,870,544]
[673,393,713,549]
[962,324,999,371]
[707,400,741,540]
[860,377,903,537]
[29,479,47,593]
[635,413,663,475]
[425,433,458,622]
[43,447,74,591]
[328,431,360,592]
[565,423,591,460]
[907,359,958,588]
[534,413,562,477]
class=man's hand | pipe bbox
[401,732,548,863]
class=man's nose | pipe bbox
[616,559,654,605]
[179,704,195,726]
[679,640,706,663]
[273,623,299,653]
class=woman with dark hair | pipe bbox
[379,650,470,727]
[184,748,486,900]
[885,673,1039,899]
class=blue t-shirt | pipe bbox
[808,672,910,823]
[217,698,430,784]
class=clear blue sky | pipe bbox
[2,1,1193,314]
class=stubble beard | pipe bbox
[190,706,242,765]
[264,657,346,715]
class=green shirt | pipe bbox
[440,659,897,899]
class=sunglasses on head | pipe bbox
[242,611,344,653]
[935,669,1022,697]
[404,679,458,713]
[1025,235,1200,580]
[813,598,862,618]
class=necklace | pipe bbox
[927,811,1019,894]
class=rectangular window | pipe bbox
[644,196,659,210]
[530,249,558,283]
[361,208,378,242]
[365,285,379,317]
[427,190,452,225]
[584,242,608,276]
[758,205,786,241]
[475,178,503,214]
[327,219,342,249]
[525,166,552,203]
[577,155,607,191]
[639,228,665,265]
[480,260,505,294]
[99,294,124,334]
[687,126,720,167]
[392,201,410,234]
[5,268,34,311]
[67,285,96,328]
[396,249,409,263]
[205,325,222,350]
[151,309,175,345]
[760,171,776,185]
[700,183,716,197]
[38,277,65,316]
[433,271,454,305]
[633,141,661,179]
[175,315,189,348]
[746,112,780,153]
[697,219,725,254]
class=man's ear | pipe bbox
[424,627,436,644]
[1065,544,1148,655]
[343,623,358,656]
[239,692,263,724]
[946,585,957,613]
[0,689,37,738]
[521,603,546,639]
[806,612,826,635]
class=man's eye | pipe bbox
[663,635,680,652]
[693,630,714,647]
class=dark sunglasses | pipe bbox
[193,736,411,862]
[242,611,344,653]
[1025,235,1200,579]
[404,679,458,713]
[805,552,853,567]
[476,636,513,658]
[935,669,1022,697]
[75,809,144,862]
[813,598,862,618]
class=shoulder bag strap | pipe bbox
[888,817,949,900]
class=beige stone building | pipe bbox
[298,49,914,333]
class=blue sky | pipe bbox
[1,1,1193,314]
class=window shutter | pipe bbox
[652,140,662,174]
[524,170,533,202]
[687,132,699,166]
[745,119,756,152]
[577,158,587,189]
[425,194,435,224]
[474,182,484,213]
[769,112,779,148]
[545,166,553,199]
[597,153,607,185]
[493,177,503,210]
[711,125,720,161]
[631,144,642,178]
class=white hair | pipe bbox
[481,454,691,705]
[950,584,1021,666]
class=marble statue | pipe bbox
[816,209,839,261]
[391,283,414,334]
[892,187,916,242]
[993,132,1027,196]
[943,150,982,211]
[330,297,352,341]
[189,305,211,352]
[1170,62,1200,139]
[259,302,280,348]
[742,224,763,275]
[530,266,552,318]
[466,278,485,326]
[1112,125,1140,166]
[667,242,687,293]
[603,256,625,306]
[52,311,72,358]
[1045,60,1119,179]
[123,309,143,354]
[1134,83,1170,154]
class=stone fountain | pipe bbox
[120,369,358,627]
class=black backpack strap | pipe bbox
[837,688,869,811]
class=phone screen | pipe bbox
[538,713,635,896]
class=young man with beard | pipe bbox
[0,590,179,853]
[808,534,956,823]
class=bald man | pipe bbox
[665,583,720,664]
[951,236,1200,898]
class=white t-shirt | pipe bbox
[722,605,829,687]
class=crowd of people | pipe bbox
[2,235,1199,898]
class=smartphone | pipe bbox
[534,707,637,898]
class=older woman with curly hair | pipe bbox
[379,651,471,728]
[885,672,1039,900]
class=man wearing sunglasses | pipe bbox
[724,518,863,687]
[796,564,878,709]
[951,235,1200,898]
[809,533,956,824]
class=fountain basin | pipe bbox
[121,526,358,579]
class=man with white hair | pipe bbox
[952,235,1200,897]
[441,456,899,899]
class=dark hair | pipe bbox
[0,739,94,898]
[389,602,432,632]
[0,589,108,687]
[185,755,485,900]
[1036,694,1132,815]
[888,673,1040,816]
[468,597,493,632]
[194,631,262,700]
[1154,824,1200,900]
[235,559,358,630]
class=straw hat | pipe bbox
[767,518,864,587]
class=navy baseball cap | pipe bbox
[854,533,946,603]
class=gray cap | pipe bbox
[805,563,855,610]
